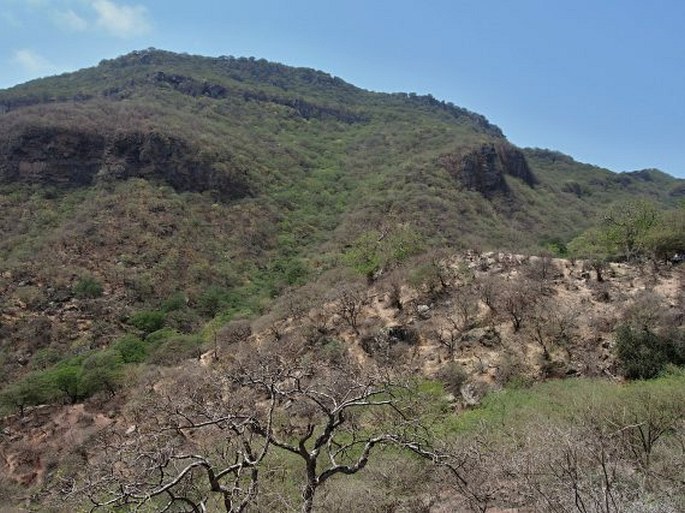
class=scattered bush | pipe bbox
[318,338,345,364]
[148,335,205,365]
[73,275,104,299]
[161,292,187,312]
[496,350,533,388]
[437,362,468,396]
[14,285,47,309]
[111,335,148,363]
[615,325,685,379]
[197,286,231,317]
[129,310,166,335]
[30,347,63,370]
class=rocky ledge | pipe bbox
[0,126,251,201]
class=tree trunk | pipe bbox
[301,483,315,513]
[301,457,317,513]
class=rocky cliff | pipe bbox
[0,126,250,201]
[439,142,537,197]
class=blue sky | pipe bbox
[2,0,684,178]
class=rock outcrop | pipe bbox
[439,143,537,197]
[151,71,229,99]
[0,126,251,201]
[0,126,106,187]
[151,71,366,123]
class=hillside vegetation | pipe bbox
[1,49,682,381]
[2,250,683,512]
[0,49,683,512]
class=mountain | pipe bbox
[1,48,684,512]
[1,47,683,385]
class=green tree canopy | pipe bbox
[570,199,684,264]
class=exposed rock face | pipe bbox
[151,71,367,123]
[241,89,367,123]
[100,131,251,200]
[0,126,106,187]
[439,143,537,197]
[152,71,229,99]
[497,143,536,185]
[0,126,250,200]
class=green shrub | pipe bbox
[111,335,148,363]
[145,327,178,345]
[161,292,187,312]
[73,275,104,299]
[343,231,382,277]
[0,374,56,414]
[615,325,685,379]
[165,308,202,333]
[542,237,568,257]
[197,286,230,317]
[46,364,84,404]
[343,227,424,278]
[130,310,166,334]
[267,256,308,291]
[81,351,125,396]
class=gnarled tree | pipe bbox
[82,344,440,513]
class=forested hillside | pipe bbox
[0,49,683,512]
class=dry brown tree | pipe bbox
[80,344,451,513]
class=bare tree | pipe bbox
[383,273,404,311]
[244,366,400,513]
[477,274,499,313]
[83,349,432,513]
[525,251,560,283]
[433,284,480,360]
[251,311,287,342]
[395,434,503,513]
[583,258,608,283]
[435,315,462,359]
[516,392,685,513]
[426,249,462,291]
[215,319,252,358]
[529,300,579,361]
[79,364,273,513]
[333,282,367,334]
[620,289,669,333]
[495,277,537,332]
[604,387,684,477]
[453,284,480,331]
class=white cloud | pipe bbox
[91,0,151,38]
[54,9,89,31]
[11,48,55,75]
